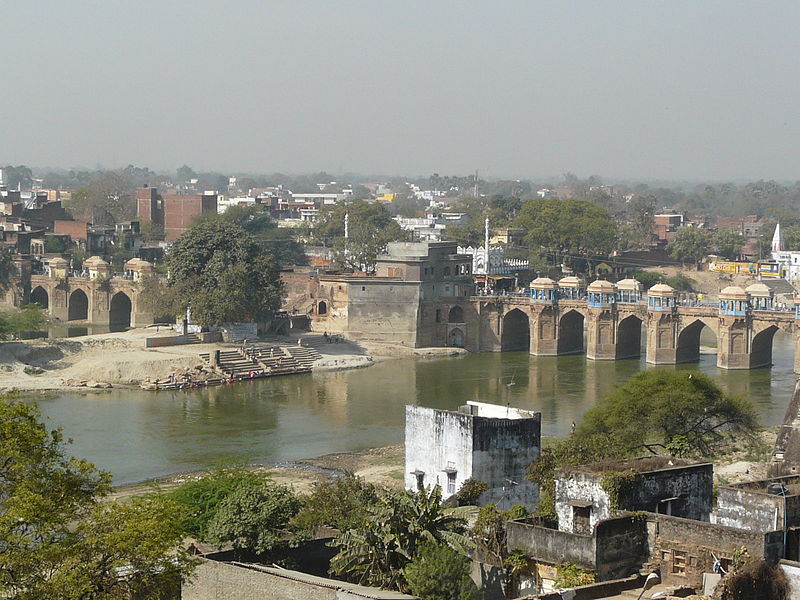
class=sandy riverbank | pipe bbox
[0,325,471,393]
[0,328,375,392]
[110,445,406,501]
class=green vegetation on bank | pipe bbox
[0,390,196,599]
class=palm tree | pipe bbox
[329,486,472,592]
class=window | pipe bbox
[435,309,442,323]
[572,505,591,535]
[672,550,686,575]
[415,473,425,491]
[361,286,366,291]
[447,472,457,495]
[444,266,451,276]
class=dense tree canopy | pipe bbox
[314,199,406,272]
[515,197,618,270]
[568,369,760,462]
[667,226,712,265]
[206,480,302,557]
[0,394,195,598]
[404,542,480,600]
[206,204,307,266]
[712,229,744,260]
[166,219,284,327]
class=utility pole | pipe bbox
[484,216,490,293]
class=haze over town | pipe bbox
[3,1,800,180]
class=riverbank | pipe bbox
[110,436,776,502]
[110,445,406,501]
[0,327,388,392]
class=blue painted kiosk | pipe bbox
[529,277,559,304]
[745,283,773,311]
[718,286,750,316]
[616,278,643,303]
[647,283,676,311]
[587,280,617,307]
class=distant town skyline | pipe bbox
[3,1,799,181]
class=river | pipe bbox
[24,330,798,485]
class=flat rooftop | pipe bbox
[457,401,539,420]
[566,456,706,475]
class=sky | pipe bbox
[3,1,800,181]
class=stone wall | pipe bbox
[714,477,800,533]
[472,415,540,510]
[648,513,784,588]
[506,516,648,581]
[182,559,419,600]
[347,280,421,346]
[506,520,596,570]
[555,463,713,534]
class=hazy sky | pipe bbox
[3,1,799,181]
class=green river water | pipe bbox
[23,330,798,485]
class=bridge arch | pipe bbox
[30,285,49,309]
[68,289,89,321]
[501,308,530,351]
[448,305,464,323]
[676,318,717,364]
[616,314,642,359]
[109,292,132,329]
[558,309,584,355]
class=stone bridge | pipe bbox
[2,256,154,328]
[436,295,800,371]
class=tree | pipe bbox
[470,503,530,598]
[627,195,656,247]
[176,165,196,183]
[515,198,617,272]
[291,473,380,534]
[165,219,284,327]
[667,227,712,266]
[64,171,136,225]
[52,495,196,600]
[205,480,302,557]
[2,165,33,190]
[329,486,471,592]
[404,542,481,600]
[168,465,272,541]
[205,205,307,266]
[0,305,48,339]
[314,199,405,272]
[568,370,760,462]
[713,229,744,260]
[632,270,664,289]
[0,246,15,292]
[0,393,195,598]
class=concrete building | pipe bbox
[555,457,713,534]
[298,241,475,347]
[714,475,800,558]
[136,187,218,241]
[404,401,541,510]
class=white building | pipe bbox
[457,244,528,276]
[291,193,347,206]
[405,401,541,509]
[770,223,800,282]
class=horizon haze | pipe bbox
[2,1,799,181]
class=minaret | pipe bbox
[772,222,784,253]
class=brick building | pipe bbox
[136,186,218,241]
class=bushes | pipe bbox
[168,465,272,541]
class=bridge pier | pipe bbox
[529,304,559,356]
[717,316,751,370]
[585,307,618,361]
